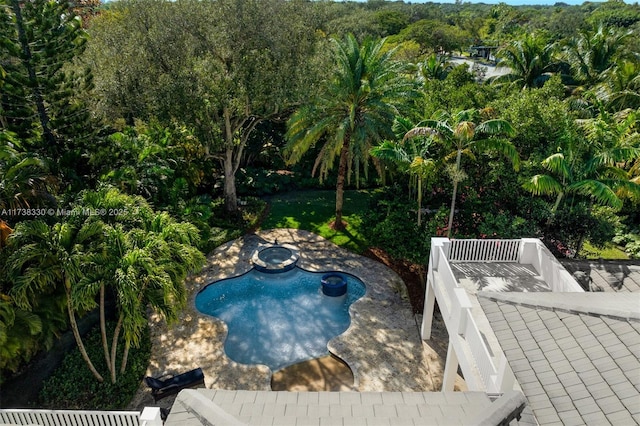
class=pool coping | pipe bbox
[250,244,300,273]
[195,266,366,371]
[142,229,433,403]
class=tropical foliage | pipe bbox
[285,34,413,229]
[371,117,437,226]
[5,190,204,383]
[524,109,640,212]
[493,31,557,89]
[403,109,519,237]
[1,0,640,406]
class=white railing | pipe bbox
[463,313,498,392]
[0,407,162,426]
[449,239,521,263]
[424,237,581,396]
[519,239,584,292]
[437,246,458,315]
[425,239,507,393]
[435,246,494,391]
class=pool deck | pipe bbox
[131,229,436,409]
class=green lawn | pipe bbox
[579,241,629,260]
[260,189,376,253]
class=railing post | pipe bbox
[495,354,516,393]
[421,279,436,340]
[442,340,459,391]
[454,287,472,336]
[140,407,163,426]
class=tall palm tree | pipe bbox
[404,109,519,237]
[7,220,106,382]
[112,212,204,377]
[285,34,413,230]
[371,117,436,226]
[562,25,632,89]
[492,32,557,89]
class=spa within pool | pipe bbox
[195,267,366,371]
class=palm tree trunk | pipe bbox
[334,135,350,230]
[546,192,564,226]
[574,199,593,257]
[446,150,462,238]
[120,340,130,374]
[99,284,111,373]
[552,192,564,213]
[66,278,103,382]
[109,314,124,384]
[417,176,422,227]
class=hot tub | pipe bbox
[251,244,299,273]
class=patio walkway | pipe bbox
[129,229,438,410]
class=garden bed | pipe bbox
[363,247,425,314]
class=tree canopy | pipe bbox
[1,0,640,393]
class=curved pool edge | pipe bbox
[326,286,373,390]
[146,229,428,395]
[194,266,367,374]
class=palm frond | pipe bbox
[541,153,570,178]
[568,179,623,209]
[611,179,640,199]
[474,138,521,171]
[523,174,563,196]
[475,119,516,137]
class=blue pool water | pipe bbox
[195,267,366,371]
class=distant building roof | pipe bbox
[479,292,640,425]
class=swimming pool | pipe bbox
[195,267,366,371]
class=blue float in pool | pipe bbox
[321,273,347,297]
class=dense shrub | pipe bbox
[40,321,151,410]
[178,195,266,254]
[542,203,618,257]
[613,229,640,259]
[237,168,299,196]
[361,187,448,264]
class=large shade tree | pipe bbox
[85,0,319,213]
[404,109,519,237]
[285,34,413,229]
